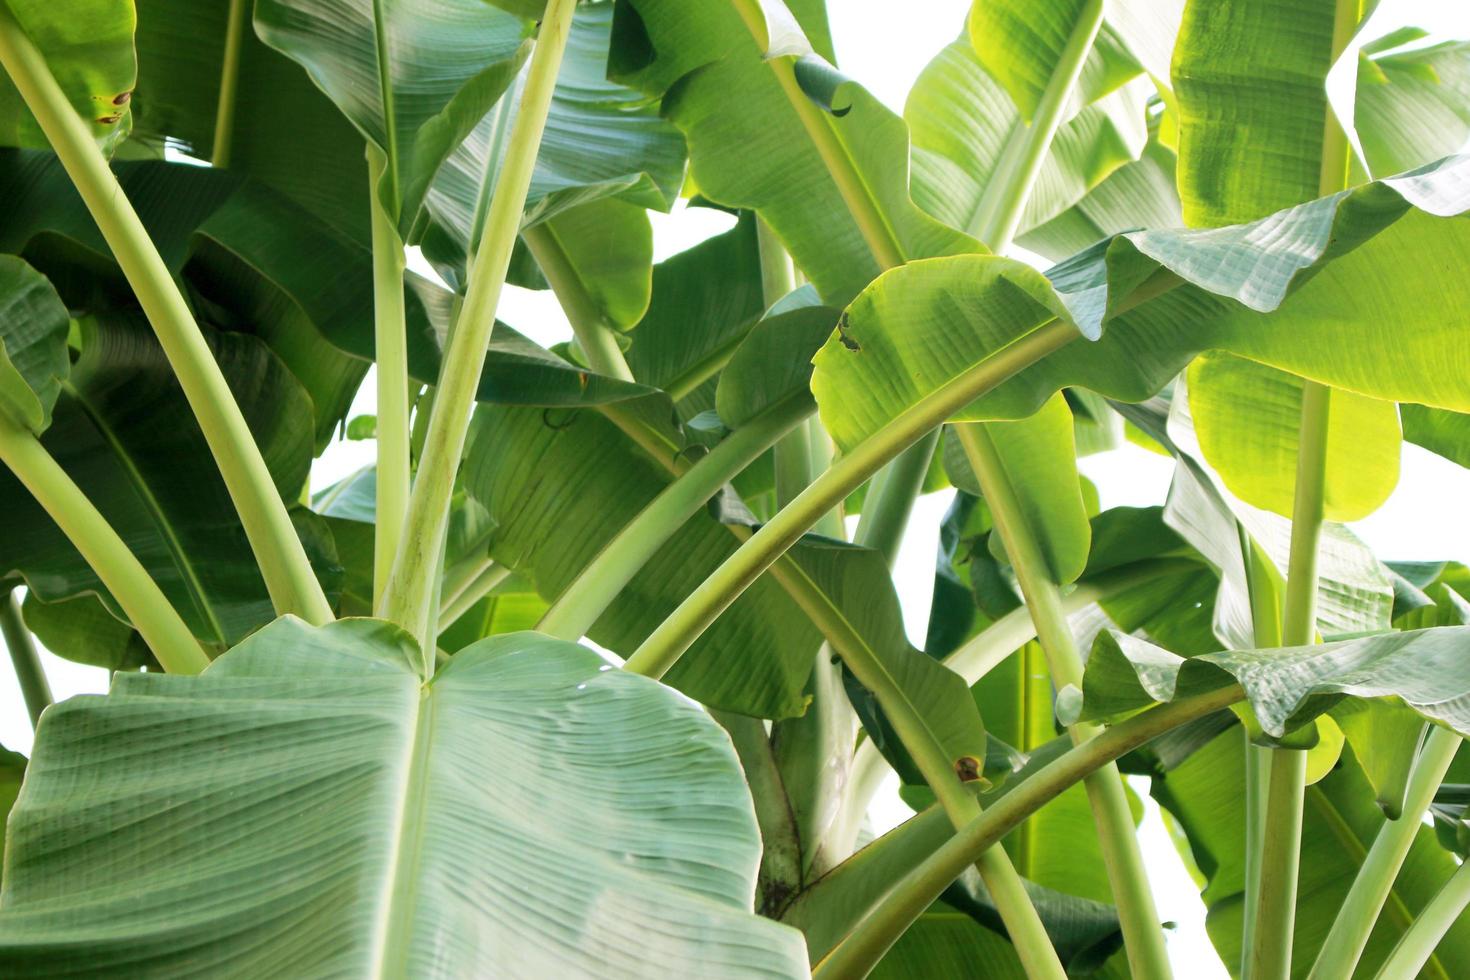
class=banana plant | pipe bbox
[1,0,1470,977]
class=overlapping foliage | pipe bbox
[0,0,1469,977]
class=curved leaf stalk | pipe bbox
[965,0,1105,251]
[813,685,1246,980]
[437,561,511,632]
[1310,726,1464,979]
[834,557,1195,855]
[1242,533,1284,959]
[1,588,50,727]
[211,0,250,167]
[0,418,207,674]
[954,423,1172,978]
[379,0,578,655]
[1371,857,1470,980]
[851,428,940,568]
[538,391,815,639]
[622,318,1078,678]
[714,709,805,914]
[0,6,333,627]
[368,146,412,608]
[523,222,636,381]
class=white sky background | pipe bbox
[4,1,1470,975]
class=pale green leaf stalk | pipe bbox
[1,588,50,726]
[0,417,208,674]
[0,4,333,626]
[211,0,250,167]
[523,222,636,381]
[380,0,578,656]
[814,685,1247,979]
[1309,725,1463,979]
[367,145,412,608]
[1371,857,1470,980]
[954,423,1172,978]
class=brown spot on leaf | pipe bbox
[954,756,982,782]
[96,115,121,125]
[836,311,860,351]
[113,91,132,105]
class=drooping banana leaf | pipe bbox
[811,155,1470,457]
[1185,351,1401,522]
[615,0,976,304]
[0,0,136,155]
[0,308,337,652]
[254,0,531,230]
[1074,626,1470,742]
[0,618,808,976]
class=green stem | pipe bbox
[814,685,1245,980]
[0,418,207,674]
[379,0,577,655]
[211,0,249,167]
[0,6,332,627]
[966,0,1105,251]
[852,429,939,568]
[1251,379,1332,980]
[955,423,1172,978]
[538,393,814,639]
[756,216,797,305]
[714,709,805,914]
[367,146,412,609]
[1372,857,1470,980]
[522,222,636,381]
[1252,0,1359,963]
[437,561,511,631]
[1241,531,1284,966]
[1,588,50,726]
[1310,726,1463,979]
[623,319,1079,680]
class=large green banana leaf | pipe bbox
[130,0,372,238]
[812,154,1470,450]
[254,0,530,229]
[906,36,1149,241]
[0,309,338,652]
[1357,31,1470,178]
[1017,126,1180,261]
[615,0,975,303]
[1185,351,1401,522]
[0,618,808,976]
[1155,728,1470,976]
[420,2,683,289]
[1075,626,1470,741]
[0,0,135,154]
[1172,0,1342,227]
[465,401,814,717]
